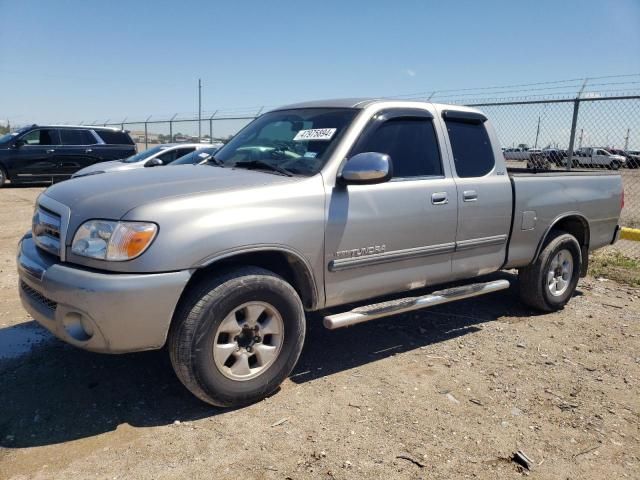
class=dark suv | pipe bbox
[0,125,136,186]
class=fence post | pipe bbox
[565,79,589,171]
[121,117,127,131]
[144,116,152,150]
[209,110,217,142]
[169,114,177,143]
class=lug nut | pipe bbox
[254,336,261,342]
[246,346,252,352]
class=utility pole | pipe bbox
[624,128,630,151]
[198,78,202,141]
[534,115,541,149]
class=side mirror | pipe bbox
[340,152,393,185]
[13,139,24,148]
[145,158,164,167]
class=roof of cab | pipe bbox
[273,98,384,111]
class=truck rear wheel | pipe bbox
[168,266,306,407]
[0,167,7,187]
[518,231,581,312]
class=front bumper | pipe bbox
[17,233,192,353]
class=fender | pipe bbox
[195,243,320,310]
[533,212,591,276]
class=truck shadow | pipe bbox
[0,272,568,448]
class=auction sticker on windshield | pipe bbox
[293,128,336,141]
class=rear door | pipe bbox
[12,128,61,181]
[56,128,101,176]
[324,108,458,306]
[437,109,512,279]
[93,129,137,160]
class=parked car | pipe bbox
[542,148,567,166]
[627,150,640,169]
[18,99,623,407]
[0,125,135,186]
[571,147,626,169]
[71,143,214,178]
[607,148,640,169]
[167,145,224,166]
[504,147,542,161]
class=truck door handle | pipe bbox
[463,190,478,202]
[46,149,55,154]
[431,192,449,205]
[85,148,93,153]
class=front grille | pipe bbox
[20,281,57,312]
[33,205,62,257]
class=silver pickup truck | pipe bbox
[17,99,623,407]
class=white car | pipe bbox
[71,143,221,178]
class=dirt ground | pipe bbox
[0,186,639,480]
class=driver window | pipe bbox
[21,129,59,146]
[157,151,176,163]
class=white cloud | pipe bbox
[405,69,416,77]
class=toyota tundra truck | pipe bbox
[17,99,623,407]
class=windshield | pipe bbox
[213,108,358,176]
[122,145,169,163]
[170,147,220,165]
[0,126,30,144]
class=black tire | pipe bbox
[609,161,620,170]
[518,231,581,312]
[168,266,306,407]
[0,167,7,187]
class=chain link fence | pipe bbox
[71,77,640,258]
[468,95,639,258]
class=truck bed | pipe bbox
[504,169,622,269]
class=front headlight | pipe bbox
[71,220,157,261]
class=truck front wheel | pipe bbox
[518,231,581,312]
[168,267,306,407]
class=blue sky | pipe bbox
[0,0,639,125]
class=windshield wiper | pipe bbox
[233,160,293,177]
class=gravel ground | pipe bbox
[0,186,638,480]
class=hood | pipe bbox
[44,165,295,235]
[72,160,139,177]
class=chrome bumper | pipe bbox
[17,233,192,353]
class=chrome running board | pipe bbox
[323,279,510,330]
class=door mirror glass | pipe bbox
[340,152,393,185]
[13,139,25,148]
[145,158,164,167]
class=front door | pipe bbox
[12,128,61,182]
[324,108,458,307]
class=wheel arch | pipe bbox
[534,213,590,276]
[184,246,320,311]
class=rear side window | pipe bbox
[445,119,495,178]
[353,118,442,178]
[60,129,96,146]
[96,129,135,145]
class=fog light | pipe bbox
[62,312,94,341]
